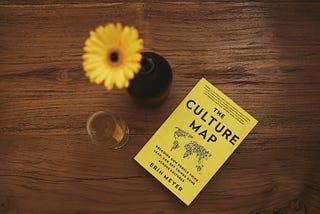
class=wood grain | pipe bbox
[1,1,319,213]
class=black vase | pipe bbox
[127,52,173,106]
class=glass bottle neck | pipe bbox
[140,56,155,76]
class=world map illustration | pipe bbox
[171,127,212,172]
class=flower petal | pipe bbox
[104,74,114,90]
[122,67,134,79]
[84,43,106,56]
[124,39,143,55]
[124,53,142,63]
[114,70,126,88]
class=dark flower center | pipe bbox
[110,51,119,62]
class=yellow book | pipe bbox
[134,78,258,205]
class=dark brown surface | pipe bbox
[1,1,319,213]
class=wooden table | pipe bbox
[1,1,319,213]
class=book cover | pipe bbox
[134,78,258,205]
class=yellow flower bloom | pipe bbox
[82,23,143,90]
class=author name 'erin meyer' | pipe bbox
[150,162,183,192]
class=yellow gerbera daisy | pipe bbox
[82,23,143,90]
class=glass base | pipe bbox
[86,110,129,149]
